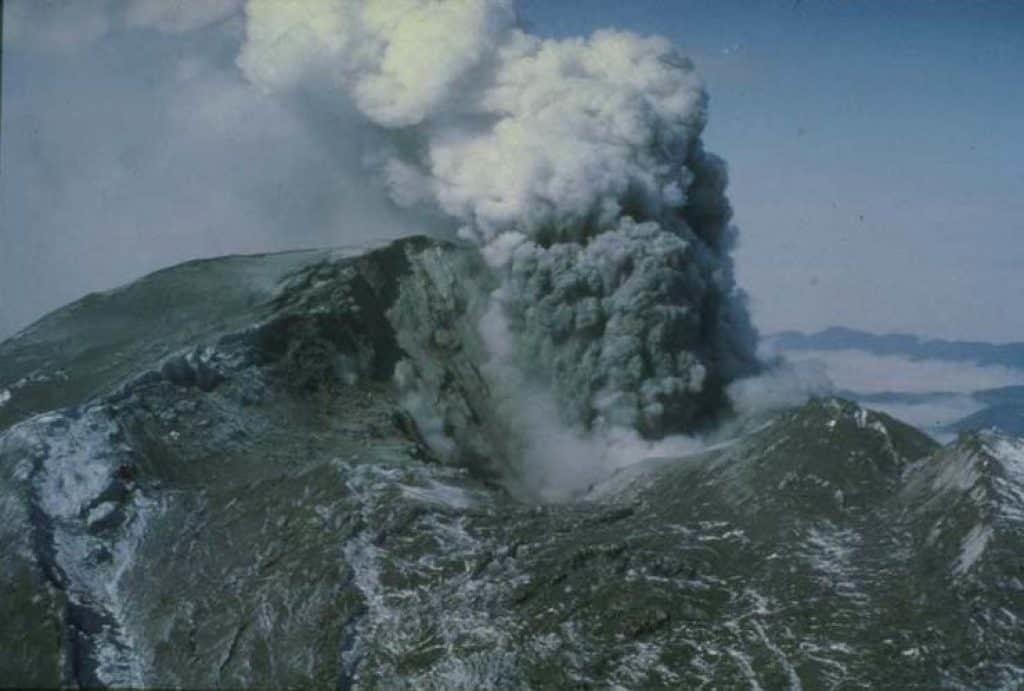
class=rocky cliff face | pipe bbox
[1,237,1022,688]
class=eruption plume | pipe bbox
[238,0,758,440]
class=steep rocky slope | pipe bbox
[1,238,1022,688]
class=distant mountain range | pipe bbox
[768,326,1024,369]
[769,327,1024,438]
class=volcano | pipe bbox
[2,237,1022,688]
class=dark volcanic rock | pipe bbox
[1,237,1023,688]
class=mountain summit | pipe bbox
[2,238,1022,688]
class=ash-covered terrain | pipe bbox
[2,237,1023,689]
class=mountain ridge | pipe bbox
[1,238,1023,688]
[769,326,1024,368]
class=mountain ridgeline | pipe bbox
[769,326,1024,369]
[1,237,1023,688]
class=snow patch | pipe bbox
[400,479,477,510]
[803,524,866,603]
[751,619,803,690]
[985,436,1024,523]
[2,405,153,687]
[726,647,764,690]
[87,501,120,527]
[952,523,994,577]
[854,408,868,429]
[931,449,982,493]
[338,463,524,687]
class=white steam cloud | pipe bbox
[238,0,759,441]
[2,0,788,499]
[239,1,718,245]
[727,359,833,418]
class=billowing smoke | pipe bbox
[238,0,759,442]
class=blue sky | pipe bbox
[2,1,1022,342]
[523,1,1024,342]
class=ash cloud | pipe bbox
[4,0,769,493]
[239,0,760,439]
